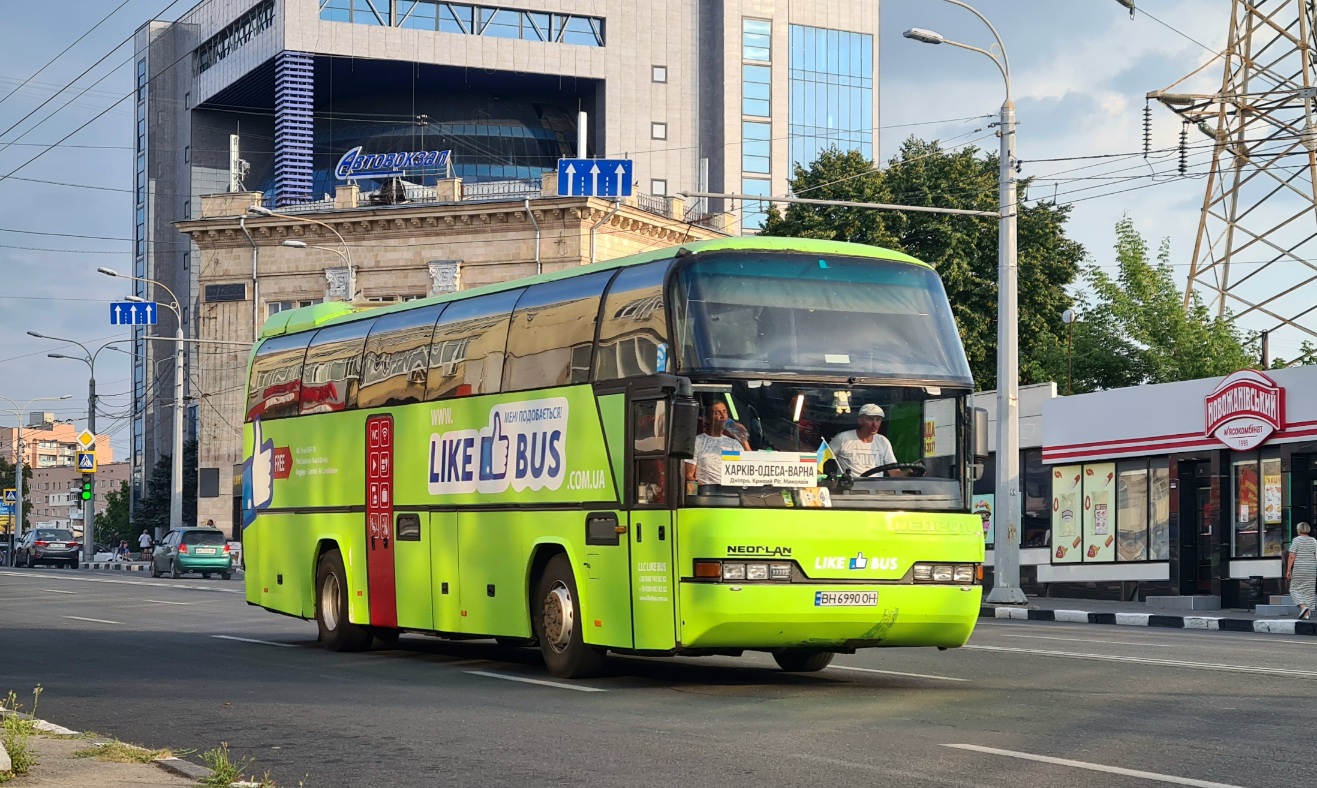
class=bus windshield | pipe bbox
[671,252,973,384]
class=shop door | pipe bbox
[1194,484,1214,594]
[1177,462,1213,596]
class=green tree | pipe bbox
[136,440,199,533]
[1067,217,1257,391]
[94,480,132,548]
[762,139,1085,388]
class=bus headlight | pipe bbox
[723,562,747,580]
[912,563,979,584]
[746,563,769,580]
[769,563,792,580]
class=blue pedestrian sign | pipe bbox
[110,301,157,325]
[557,158,633,198]
[77,451,97,473]
[2,489,15,504]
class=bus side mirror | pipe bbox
[972,407,989,463]
[668,399,699,460]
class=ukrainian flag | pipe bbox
[816,439,836,468]
[721,448,741,461]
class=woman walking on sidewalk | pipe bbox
[1287,522,1317,620]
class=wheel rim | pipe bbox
[542,581,575,654]
[321,571,341,631]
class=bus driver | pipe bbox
[832,403,903,477]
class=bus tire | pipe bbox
[772,650,835,672]
[315,549,371,652]
[533,554,605,679]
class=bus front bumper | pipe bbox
[678,582,981,650]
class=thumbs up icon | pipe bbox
[242,418,276,527]
[849,552,868,570]
[479,411,510,481]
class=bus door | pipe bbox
[392,512,433,631]
[629,397,677,651]
[365,415,398,628]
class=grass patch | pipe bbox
[1,686,43,777]
[73,740,174,763]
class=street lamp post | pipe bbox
[906,0,1026,604]
[98,268,186,537]
[1,394,72,565]
[251,206,356,301]
[25,332,130,562]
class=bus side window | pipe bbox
[426,289,523,400]
[299,318,375,415]
[246,332,312,421]
[595,260,671,381]
[359,304,446,409]
[503,271,614,391]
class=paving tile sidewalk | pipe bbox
[980,596,1317,637]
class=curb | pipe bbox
[1,713,222,784]
[980,605,1317,637]
[82,562,149,572]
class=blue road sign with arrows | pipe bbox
[110,301,158,325]
[557,158,634,198]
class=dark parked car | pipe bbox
[15,528,81,569]
[152,528,233,579]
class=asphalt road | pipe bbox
[0,566,1312,788]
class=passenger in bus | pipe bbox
[831,403,904,477]
[684,400,752,487]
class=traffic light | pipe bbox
[80,474,94,502]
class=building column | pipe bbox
[274,51,314,206]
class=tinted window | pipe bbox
[426,289,523,399]
[300,319,375,414]
[247,332,312,420]
[595,261,670,381]
[359,304,447,409]
[36,530,74,540]
[183,530,227,546]
[504,272,613,390]
[672,253,973,384]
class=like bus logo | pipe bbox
[242,418,275,528]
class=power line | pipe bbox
[0,0,137,109]
[0,227,131,241]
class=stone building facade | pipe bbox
[176,181,728,536]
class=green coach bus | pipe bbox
[241,236,987,678]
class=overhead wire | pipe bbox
[0,0,138,110]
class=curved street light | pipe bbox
[905,0,1024,605]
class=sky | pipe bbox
[0,0,1304,459]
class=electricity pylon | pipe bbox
[1149,0,1317,343]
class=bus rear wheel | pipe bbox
[533,554,605,679]
[772,650,835,672]
[315,549,371,652]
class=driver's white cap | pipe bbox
[858,403,885,417]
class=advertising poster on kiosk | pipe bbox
[1082,462,1117,562]
[1052,465,1083,563]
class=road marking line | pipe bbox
[42,589,76,595]
[212,635,296,648]
[942,744,1245,788]
[62,616,122,625]
[997,634,1173,648]
[142,599,192,606]
[0,570,242,593]
[829,665,969,682]
[464,670,607,692]
[965,644,1317,678]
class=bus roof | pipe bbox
[258,236,928,341]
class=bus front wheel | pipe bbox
[533,554,605,679]
[316,549,371,652]
[772,650,835,672]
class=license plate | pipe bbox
[196,547,217,555]
[814,591,878,607]
[50,543,66,550]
